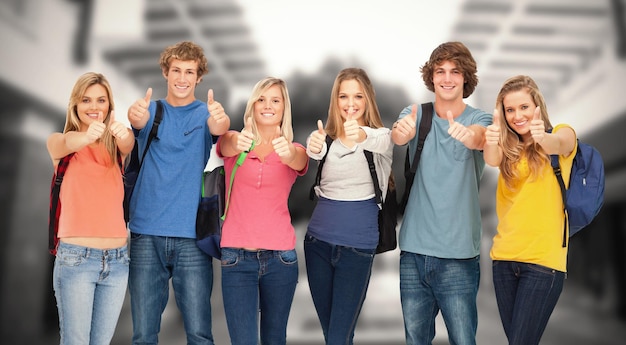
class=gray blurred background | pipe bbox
[1,0,625,344]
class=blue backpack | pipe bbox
[550,136,605,247]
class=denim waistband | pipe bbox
[224,248,291,260]
[57,241,128,259]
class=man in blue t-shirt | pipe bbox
[126,41,230,345]
[391,41,492,345]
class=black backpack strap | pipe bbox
[309,135,334,201]
[140,100,163,163]
[408,102,434,174]
[547,128,568,247]
[364,150,383,208]
[400,103,434,212]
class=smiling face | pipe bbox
[502,89,537,141]
[164,58,200,105]
[76,83,110,131]
[432,60,465,103]
[337,79,366,125]
[253,84,285,128]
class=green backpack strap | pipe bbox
[221,141,256,221]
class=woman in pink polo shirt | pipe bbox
[216,77,309,345]
[46,72,134,344]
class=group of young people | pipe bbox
[47,40,577,345]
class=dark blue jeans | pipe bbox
[221,247,298,345]
[304,235,375,345]
[492,260,565,345]
[128,233,214,345]
[400,252,480,345]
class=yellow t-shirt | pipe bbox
[490,124,577,272]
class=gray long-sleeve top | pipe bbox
[307,127,393,204]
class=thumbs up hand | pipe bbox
[128,88,152,129]
[108,110,130,141]
[529,106,546,144]
[308,120,327,154]
[237,117,255,152]
[343,112,360,143]
[447,110,474,145]
[207,89,231,135]
[485,109,501,147]
[394,104,418,137]
[85,111,106,143]
[272,126,295,164]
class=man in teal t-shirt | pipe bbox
[391,41,492,345]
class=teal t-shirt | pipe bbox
[398,103,492,258]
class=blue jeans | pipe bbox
[399,252,480,345]
[221,247,298,345]
[53,242,129,345]
[128,233,214,345]
[304,235,375,345]
[492,260,564,345]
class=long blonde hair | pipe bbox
[496,75,553,187]
[242,77,294,142]
[325,68,383,139]
[65,72,117,164]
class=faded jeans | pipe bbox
[53,241,129,345]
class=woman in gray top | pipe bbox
[305,67,393,345]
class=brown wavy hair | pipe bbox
[325,68,383,139]
[159,41,209,82]
[420,41,478,98]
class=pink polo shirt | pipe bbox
[217,140,307,250]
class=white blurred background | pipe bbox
[1,0,625,344]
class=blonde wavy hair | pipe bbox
[496,75,553,188]
[64,72,117,164]
[242,77,294,142]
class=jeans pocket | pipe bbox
[350,247,376,258]
[121,252,131,265]
[220,248,239,267]
[304,234,317,244]
[528,263,557,275]
[130,232,143,240]
[57,250,83,267]
[278,249,298,265]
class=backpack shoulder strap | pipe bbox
[221,141,253,221]
[49,153,75,254]
[140,100,163,163]
[547,128,569,247]
[309,136,334,200]
[363,150,383,208]
[408,102,434,174]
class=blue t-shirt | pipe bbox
[129,99,212,238]
[398,103,492,258]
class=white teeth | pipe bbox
[261,113,273,117]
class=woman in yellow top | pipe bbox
[483,75,577,345]
[47,72,134,344]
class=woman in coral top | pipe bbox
[216,77,308,345]
[46,72,134,345]
[483,75,577,345]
